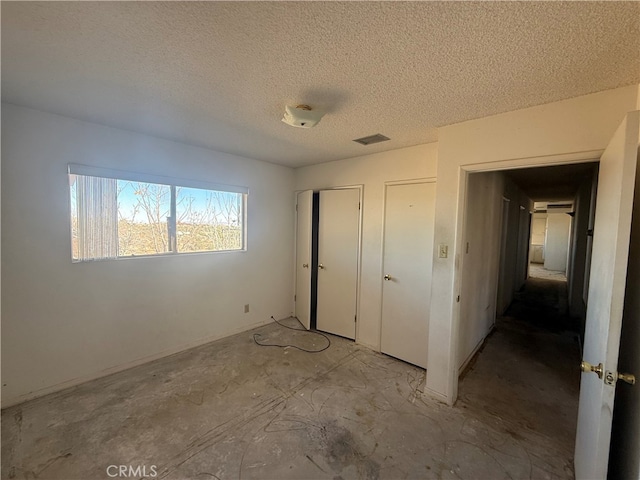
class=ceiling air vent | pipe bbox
[353,134,390,146]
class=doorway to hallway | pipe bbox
[458,271,581,478]
[452,112,639,478]
[457,161,598,478]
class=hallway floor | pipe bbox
[2,293,580,479]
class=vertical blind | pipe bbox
[75,175,118,261]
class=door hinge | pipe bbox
[296,204,298,212]
[294,294,297,302]
[358,202,361,210]
[354,315,357,323]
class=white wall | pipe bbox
[457,172,503,370]
[1,104,295,407]
[567,170,596,320]
[458,173,532,371]
[426,84,640,403]
[514,194,532,293]
[497,177,533,314]
[544,213,571,272]
[294,144,438,350]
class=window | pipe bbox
[69,165,247,262]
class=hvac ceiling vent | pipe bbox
[353,134,390,146]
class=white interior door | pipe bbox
[381,182,436,368]
[295,190,313,330]
[574,111,639,479]
[317,188,360,339]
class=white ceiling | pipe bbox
[2,1,639,168]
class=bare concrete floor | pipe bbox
[529,264,567,282]
[2,312,579,480]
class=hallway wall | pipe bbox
[458,173,532,372]
[567,167,597,322]
[499,177,533,313]
[458,172,503,370]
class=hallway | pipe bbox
[457,268,581,479]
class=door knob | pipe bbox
[581,361,603,379]
[318,264,325,270]
[384,274,392,281]
[302,263,309,268]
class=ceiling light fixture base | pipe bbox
[282,104,324,128]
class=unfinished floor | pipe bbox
[2,285,580,480]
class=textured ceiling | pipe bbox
[2,2,639,167]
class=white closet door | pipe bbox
[316,189,360,339]
[295,190,313,329]
[380,182,436,368]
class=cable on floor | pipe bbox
[253,316,331,353]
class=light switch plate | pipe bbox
[439,244,448,258]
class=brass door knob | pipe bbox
[581,361,604,379]
[302,263,309,268]
[318,264,325,270]
[384,274,392,281]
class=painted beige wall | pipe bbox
[1,104,295,407]
[426,84,640,403]
[294,144,437,350]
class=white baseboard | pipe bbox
[422,384,453,406]
[458,324,496,375]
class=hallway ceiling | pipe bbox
[504,163,598,202]
[2,2,639,167]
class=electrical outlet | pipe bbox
[438,244,448,258]
[244,304,250,313]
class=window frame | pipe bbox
[68,164,248,262]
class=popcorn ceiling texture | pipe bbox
[2,1,639,166]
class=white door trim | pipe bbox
[448,150,603,403]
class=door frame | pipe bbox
[378,177,436,356]
[293,185,364,340]
[450,149,604,402]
